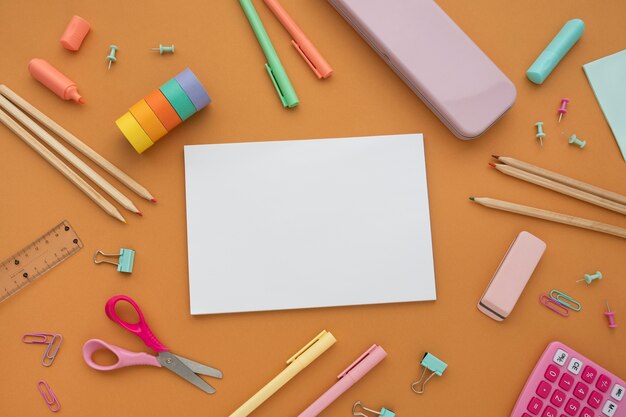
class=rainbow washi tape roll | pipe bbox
[116,68,210,154]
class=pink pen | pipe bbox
[297,344,387,417]
[263,0,333,79]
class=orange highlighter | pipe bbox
[263,0,333,79]
[28,58,84,104]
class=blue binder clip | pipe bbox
[411,352,447,394]
[93,249,135,273]
[353,401,395,417]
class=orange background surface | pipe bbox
[0,1,625,416]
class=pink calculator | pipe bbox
[511,342,624,417]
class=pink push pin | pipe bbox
[604,300,617,328]
[558,98,570,123]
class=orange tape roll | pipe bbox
[129,99,168,143]
[144,89,182,131]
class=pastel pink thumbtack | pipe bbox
[558,98,570,123]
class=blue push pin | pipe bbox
[93,248,135,273]
[535,122,546,146]
[150,44,175,55]
[106,45,119,70]
[563,132,586,149]
[577,271,602,285]
[411,352,448,394]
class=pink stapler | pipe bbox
[328,0,516,140]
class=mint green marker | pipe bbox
[240,0,299,108]
[526,19,584,85]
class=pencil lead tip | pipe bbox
[150,198,157,203]
[136,211,143,216]
[488,162,496,168]
[491,154,500,159]
[469,197,475,201]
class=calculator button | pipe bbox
[528,397,543,415]
[573,382,589,400]
[589,391,603,408]
[546,364,560,382]
[542,406,557,417]
[567,358,583,375]
[537,381,552,398]
[602,400,617,417]
[564,398,580,416]
[551,389,566,407]
[554,349,569,366]
[560,374,575,391]
[597,375,612,393]
[611,384,624,401]
[582,366,597,384]
[579,406,594,417]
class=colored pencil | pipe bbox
[0,95,141,215]
[490,162,626,215]
[492,155,626,206]
[0,84,156,203]
[0,108,126,223]
[469,197,626,239]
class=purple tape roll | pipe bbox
[174,68,211,111]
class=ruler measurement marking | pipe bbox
[0,221,82,304]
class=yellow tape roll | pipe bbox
[115,112,154,154]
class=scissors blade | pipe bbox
[173,354,223,379]
[157,352,216,394]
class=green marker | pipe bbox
[240,0,299,108]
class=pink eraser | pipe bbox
[477,231,546,321]
[60,15,91,51]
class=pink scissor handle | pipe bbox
[104,295,168,352]
[82,339,161,371]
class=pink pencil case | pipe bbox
[329,0,516,140]
[478,231,546,321]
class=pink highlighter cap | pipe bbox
[60,15,91,51]
[28,58,84,104]
[478,231,546,321]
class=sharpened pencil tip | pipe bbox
[491,154,500,159]
[469,197,475,201]
[488,162,496,168]
[136,211,143,216]
[150,198,157,203]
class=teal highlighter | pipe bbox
[240,0,299,108]
[526,19,584,85]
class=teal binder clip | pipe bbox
[352,401,395,417]
[93,248,135,273]
[411,352,447,394]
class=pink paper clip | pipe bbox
[42,334,63,367]
[22,333,54,344]
[37,379,61,412]
[540,294,569,317]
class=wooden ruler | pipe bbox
[0,220,83,304]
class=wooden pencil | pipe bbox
[490,163,626,215]
[0,84,156,203]
[493,155,626,206]
[469,197,626,239]
[0,95,142,215]
[0,108,126,223]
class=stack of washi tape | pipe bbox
[116,68,211,153]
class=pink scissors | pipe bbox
[82,295,222,394]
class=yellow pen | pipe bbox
[229,330,336,417]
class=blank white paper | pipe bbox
[184,134,436,314]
